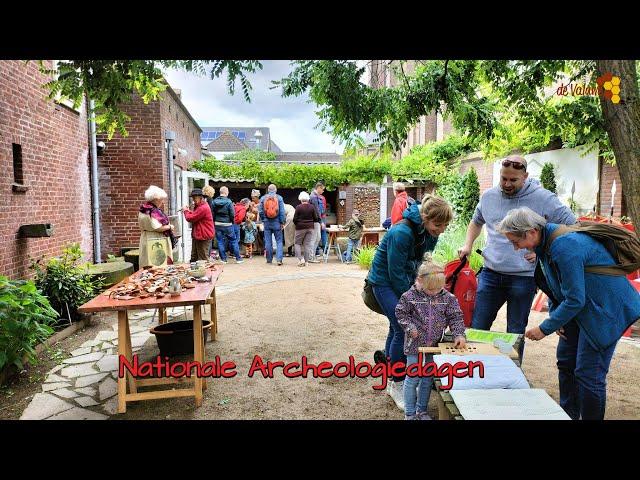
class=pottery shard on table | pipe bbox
[48,407,108,420]
[20,393,74,420]
[62,352,105,365]
[75,373,109,388]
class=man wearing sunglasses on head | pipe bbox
[458,155,576,359]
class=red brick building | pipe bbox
[0,60,202,279]
[97,87,201,257]
[0,60,93,279]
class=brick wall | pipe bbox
[0,60,92,279]
[96,96,163,258]
[598,160,625,217]
[460,156,494,194]
[353,186,381,229]
[96,87,201,259]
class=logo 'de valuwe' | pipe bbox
[556,72,621,104]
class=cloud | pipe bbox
[163,61,344,153]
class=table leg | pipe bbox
[159,307,167,325]
[193,304,204,407]
[117,310,128,414]
[123,312,137,395]
[210,289,218,340]
[336,234,343,263]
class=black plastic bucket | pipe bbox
[150,320,212,357]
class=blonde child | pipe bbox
[242,213,257,258]
[395,253,466,420]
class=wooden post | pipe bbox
[193,304,204,407]
[117,310,128,414]
[210,289,218,339]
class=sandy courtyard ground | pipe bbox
[2,254,639,420]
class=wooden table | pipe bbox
[323,226,344,263]
[426,333,525,420]
[77,265,223,414]
[361,227,386,246]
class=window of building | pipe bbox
[12,143,27,192]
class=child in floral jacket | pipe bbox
[395,253,466,420]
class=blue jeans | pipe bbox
[344,238,359,262]
[372,285,406,382]
[404,354,434,416]
[264,224,283,262]
[232,224,242,254]
[320,224,328,252]
[471,268,536,358]
[215,225,241,261]
[556,319,618,420]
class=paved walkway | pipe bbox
[19,270,367,420]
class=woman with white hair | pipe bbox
[496,206,640,420]
[293,191,320,266]
[138,185,176,267]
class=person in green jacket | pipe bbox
[342,209,364,263]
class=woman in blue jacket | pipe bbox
[367,194,453,410]
[496,207,640,420]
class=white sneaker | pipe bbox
[389,380,405,411]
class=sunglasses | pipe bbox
[502,160,526,170]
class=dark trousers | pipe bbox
[556,319,618,420]
[372,284,406,383]
[190,239,210,262]
[471,268,537,358]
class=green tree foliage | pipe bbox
[540,162,557,193]
[460,167,480,225]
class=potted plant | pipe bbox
[30,243,103,328]
[0,275,57,382]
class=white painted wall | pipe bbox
[492,145,599,215]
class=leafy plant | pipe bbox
[433,225,485,273]
[0,276,57,370]
[353,245,377,270]
[30,243,102,324]
[540,162,557,193]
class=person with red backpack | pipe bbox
[258,184,286,265]
[497,207,640,420]
[233,198,250,256]
[391,182,416,225]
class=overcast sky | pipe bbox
[163,61,344,153]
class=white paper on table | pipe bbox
[433,354,530,390]
[449,389,571,420]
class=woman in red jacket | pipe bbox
[181,188,215,261]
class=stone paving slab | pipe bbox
[81,339,102,348]
[76,387,97,397]
[75,397,100,408]
[42,382,72,392]
[44,373,68,383]
[61,363,99,378]
[20,393,74,420]
[51,387,79,399]
[96,331,118,341]
[48,407,108,420]
[96,355,119,372]
[62,352,105,365]
[74,373,109,388]
[99,377,118,401]
[70,346,93,357]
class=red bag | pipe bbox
[444,257,477,327]
[234,202,247,224]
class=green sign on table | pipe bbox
[465,328,519,346]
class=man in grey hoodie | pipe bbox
[458,155,576,356]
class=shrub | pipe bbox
[460,167,480,225]
[30,243,102,325]
[540,162,557,193]
[353,245,377,270]
[0,276,57,370]
[432,224,485,273]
